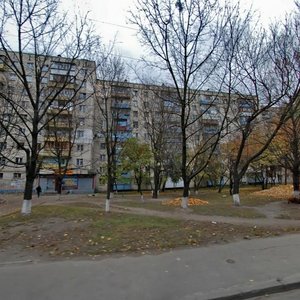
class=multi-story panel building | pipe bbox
[0,51,265,194]
[93,80,237,191]
[0,51,97,193]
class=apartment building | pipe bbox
[0,51,266,194]
[0,51,97,193]
[93,80,235,191]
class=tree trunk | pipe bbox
[292,168,300,199]
[152,167,160,199]
[105,169,113,213]
[232,173,240,206]
[181,181,190,208]
[56,177,63,194]
[21,175,35,215]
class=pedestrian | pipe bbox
[36,185,42,198]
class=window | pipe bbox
[133,111,138,118]
[17,142,24,150]
[239,115,251,125]
[100,154,106,161]
[3,113,11,121]
[76,158,83,166]
[143,91,149,97]
[21,101,29,108]
[77,130,84,138]
[239,99,253,109]
[0,157,6,165]
[164,100,175,108]
[42,65,49,72]
[27,62,34,70]
[41,76,48,84]
[15,157,23,163]
[13,173,21,179]
[133,121,138,129]
[10,73,17,80]
[98,167,105,174]
[0,142,7,150]
[79,117,85,125]
[77,144,84,152]
[79,105,86,112]
[0,173,3,179]
[100,143,106,149]
[200,97,211,105]
[19,128,26,134]
[79,93,86,100]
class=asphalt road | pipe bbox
[1,234,300,300]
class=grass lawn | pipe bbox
[114,186,278,219]
[1,205,298,260]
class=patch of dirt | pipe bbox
[1,211,300,263]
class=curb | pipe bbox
[193,274,300,300]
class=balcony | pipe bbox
[116,125,131,131]
[111,87,131,98]
[47,80,76,89]
[40,149,71,158]
[43,136,70,142]
[47,107,72,115]
[112,102,131,109]
[47,121,72,129]
[201,117,219,126]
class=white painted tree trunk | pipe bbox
[181,197,188,208]
[293,190,300,199]
[195,190,199,195]
[233,194,240,206]
[140,194,144,202]
[21,199,32,215]
[105,199,110,212]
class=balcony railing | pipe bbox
[112,103,131,109]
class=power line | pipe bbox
[88,18,137,31]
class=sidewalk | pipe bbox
[1,234,300,300]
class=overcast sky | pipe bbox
[63,0,297,62]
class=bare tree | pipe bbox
[0,0,96,214]
[225,5,300,205]
[140,85,181,198]
[93,44,127,212]
[130,0,240,208]
[269,107,300,200]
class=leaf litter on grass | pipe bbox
[162,197,209,206]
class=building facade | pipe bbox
[0,51,97,193]
[0,51,283,194]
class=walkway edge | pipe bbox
[198,273,300,300]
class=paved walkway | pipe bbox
[110,204,300,227]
